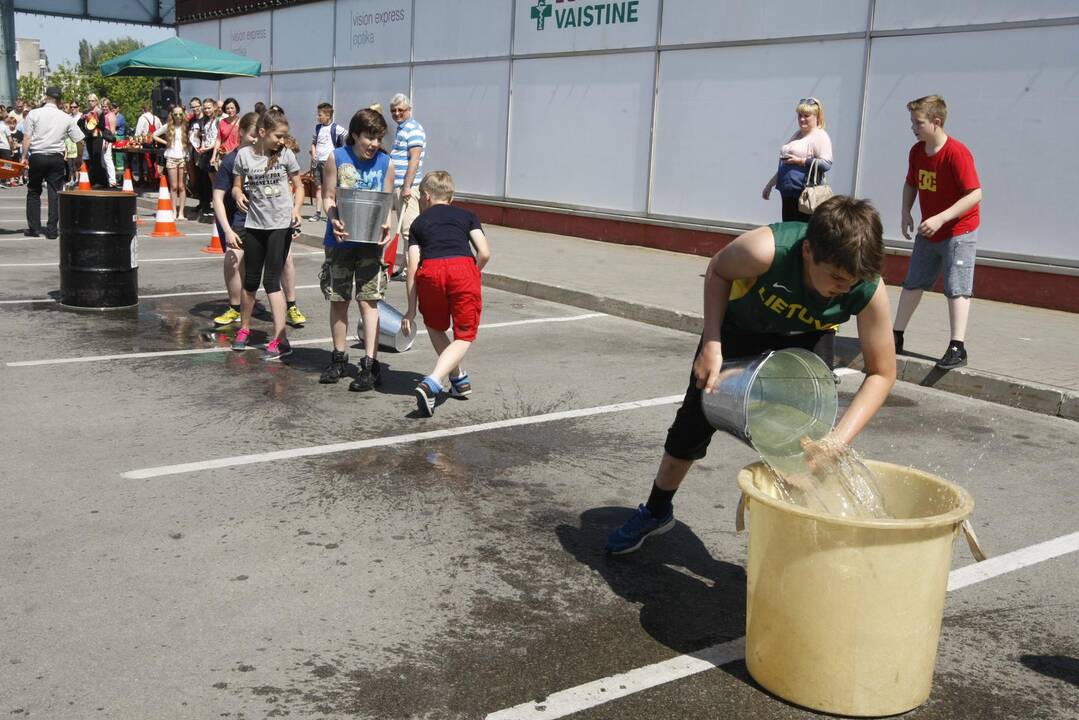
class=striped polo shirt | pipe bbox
[391,117,425,189]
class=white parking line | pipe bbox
[6,313,608,367]
[485,530,1079,719]
[0,249,322,267]
[0,284,322,305]
[121,392,681,479]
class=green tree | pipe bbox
[76,37,157,120]
[48,63,95,106]
[16,74,45,104]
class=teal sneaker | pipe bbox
[605,504,675,555]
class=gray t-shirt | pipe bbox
[234,145,300,230]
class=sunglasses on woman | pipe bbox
[799,98,819,106]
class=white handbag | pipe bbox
[798,158,833,215]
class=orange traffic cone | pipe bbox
[150,175,182,237]
[121,168,143,224]
[77,162,90,190]
[201,221,225,254]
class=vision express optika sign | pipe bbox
[515,0,659,54]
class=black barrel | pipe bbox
[59,190,138,309]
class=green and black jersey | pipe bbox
[723,222,879,335]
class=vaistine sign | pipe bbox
[515,0,658,55]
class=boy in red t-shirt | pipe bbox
[401,171,492,417]
[894,95,983,370]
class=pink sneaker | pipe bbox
[263,337,292,360]
[232,327,251,351]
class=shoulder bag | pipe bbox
[798,158,833,215]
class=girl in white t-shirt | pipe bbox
[152,107,189,215]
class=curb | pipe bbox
[471,271,1079,423]
[142,193,1077,422]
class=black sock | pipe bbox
[287,300,296,309]
[230,304,240,312]
[645,483,677,518]
[950,339,965,351]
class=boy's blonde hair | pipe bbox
[796,97,825,129]
[907,95,947,126]
[420,171,455,202]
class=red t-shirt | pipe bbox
[217,117,240,154]
[906,137,980,241]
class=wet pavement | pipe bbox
[1,190,1077,719]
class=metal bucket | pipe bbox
[701,348,837,470]
[357,300,414,352]
[336,187,394,244]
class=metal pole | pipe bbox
[0,0,17,107]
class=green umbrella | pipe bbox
[100,36,262,80]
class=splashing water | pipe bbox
[747,403,891,520]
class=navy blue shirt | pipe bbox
[408,204,481,262]
[214,149,245,229]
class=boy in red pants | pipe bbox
[401,171,492,417]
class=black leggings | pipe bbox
[242,227,292,294]
[663,329,836,461]
[781,194,812,223]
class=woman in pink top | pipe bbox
[211,98,241,169]
[762,97,834,222]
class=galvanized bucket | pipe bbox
[357,300,414,353]
[701,348,837,467]
[337,187,394,244]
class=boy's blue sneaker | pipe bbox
[605,504,676,555]
[449,373,472,397]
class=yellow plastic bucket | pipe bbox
[736,460,986,717]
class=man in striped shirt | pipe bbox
[390,94,426,275]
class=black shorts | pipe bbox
[663,327,836,461]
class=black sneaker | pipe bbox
[893,331,904,355]
[319,351,349,384]
[936,344,967,370]
[349,356,381,392]
[23,229,39,237]
[415,381,438,417]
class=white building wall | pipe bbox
[178,1,1079,266]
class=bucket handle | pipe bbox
[735,493,747,532]
[961,518,988,562]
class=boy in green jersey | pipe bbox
[607,195,896,554]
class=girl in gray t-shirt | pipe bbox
[230,110,305,359]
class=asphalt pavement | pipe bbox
[1,188,1076,719]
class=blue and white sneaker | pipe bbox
[449,373,472,397]
[605,504,676,555]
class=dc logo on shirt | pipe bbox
[917,170,937,192]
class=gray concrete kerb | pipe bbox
[142,191,1076,424]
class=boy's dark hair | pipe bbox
[907,95,947,126]
[805,195,884,280]
[253,101,267,115]
[345,108,388,147]
[317,102,333,114]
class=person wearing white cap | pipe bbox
[22,86,84,238]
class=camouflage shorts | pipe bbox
[319,245,388,302]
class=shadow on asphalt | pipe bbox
[556,507,747,656]
[1019,654,1079,687]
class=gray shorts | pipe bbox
[903,231,977,298]
[313,160,327,186]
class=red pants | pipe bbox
[416,257,482,342]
